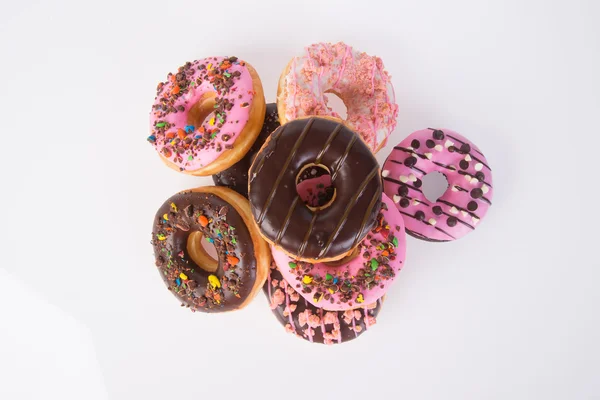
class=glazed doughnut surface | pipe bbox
[249,117,382,262]
[278,42,398,152]
[151,187,269,313]
[264,263,382,345]
[148,57,264,174]
[270,194,406,311]
[383,128,493,242]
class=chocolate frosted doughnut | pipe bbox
[213,103,280,197]
[264,263,382,345]
[151,187,269,313]
[249,117,382,262]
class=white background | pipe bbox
[1,0,599,399]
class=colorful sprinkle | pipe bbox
[184,125,195,133]
[176,278,181,286]
[157,233,166,241]
[170,202,178,212]
[313,292,323,303]
[162,213,169,221]
[147,135,156,143]
[206,237,214,244]
[302,275,313,284]
[356,293,365,303]
[392,237,399,247]
[179,272,188,281]
[198,215,209,227]
[155,122,166,128]
[227,255,239,266]
[208,274,221,289]
[288,262,297,269]
[370,258,379,270]
[326,273,333,281]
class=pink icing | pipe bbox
[295,174,333,207]
[148,57,257,171]
[382,128,494,241]
[278,42,398,152]
[271,194,406,311]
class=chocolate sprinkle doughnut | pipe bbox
[249,117,382,262]
[264,264,382,345]
[213,103,280,197]
[151,187,269,313]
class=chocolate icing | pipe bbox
[212,103,280,197]
[151,190,257,313]
[249,117,382,260]
[263,264,382,344]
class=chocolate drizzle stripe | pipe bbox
[393,146,458,171]
[445,133,487,158]
[457,170,493,188]
[250,125,285,184]
[437,199,480,219]
[351,188,382,248]
[406,228,449,242]
[318,166,380,258]
[440,211,475,230]
[403,195,431,207]
[331,134,358,182]
[454,185,469,193]
[274,196,300,245]
[387,159,426,174]
[382,177,423,193]
[256,119,314,225]
[314,123,344,164]
[297,212,319,258]
[399,210,457,240]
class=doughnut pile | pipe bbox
[147,42,495,344]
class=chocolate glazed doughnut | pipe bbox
[249,117,382,262]
[213,103,280,197]
[151,187,269,313]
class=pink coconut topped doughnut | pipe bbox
[148,57,265,175]
[271,194,406,311]
[382,128,494,242]
[277,42,398,152]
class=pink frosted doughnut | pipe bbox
[148,57,265,176]
[277,42,398,153]
[382,128,494,242]
[271,194,406,311]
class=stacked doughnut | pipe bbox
[148,42,494,345]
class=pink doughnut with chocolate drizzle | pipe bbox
[382,128,494,242]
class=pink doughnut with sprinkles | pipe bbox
[270,194,406,311]
[148,57,265,176]
[277,42,398,153]
[382,128,493,242]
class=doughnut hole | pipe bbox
[324,91,348,120]
[421,171,449,202]
[186,231,218,273]
[295,163,336,210]
[187,92,217,128]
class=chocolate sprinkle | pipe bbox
[432,130,445,140]
[467,201,478,211]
